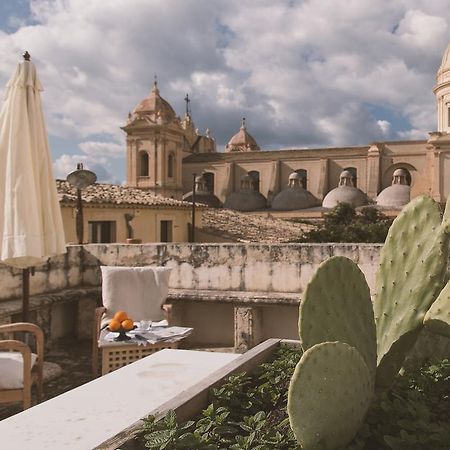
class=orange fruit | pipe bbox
[108,319,121,332]
[121,319,134,331]
[114,311,128,323]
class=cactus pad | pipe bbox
[374,196,449,384]
[288,342,373,450]
[299,256,376,375]
[423,279,450,338]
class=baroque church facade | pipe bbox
[123,43,450,213]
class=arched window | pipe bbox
[344,167,357,186]
[248,170,260,192]
[168,153,175,178]
[139,151,149,177]
[203,172,215,193]
[295,169,307,189]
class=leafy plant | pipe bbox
[140,349,450,450]
[297,203,392,243]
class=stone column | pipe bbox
[366,143,382,200]
[267,160,280,206]
[234,306,262,353]
[316,158,329,200]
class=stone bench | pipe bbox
[0,286,300,351]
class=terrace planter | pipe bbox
[95,338,297,450]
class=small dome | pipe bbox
[376,169,411,208]
[272,172,318,210]
[133,81,176,123]
[183,175,222,208]
[224,174,266,211]
[225,118,260,152]
[322,170,368,208]
[323,186,368,208]
[376,185,410,209]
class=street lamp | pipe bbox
[66,163,97,244]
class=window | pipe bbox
[447,107,450,128]
[160,220,173,242]
[168,153,175,178]
[248,170,260,192]
[88,221,116,243]
[139,151,149,176]
[295,169,307,189]
[203,172,215,193]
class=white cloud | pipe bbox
[1,0,449,182]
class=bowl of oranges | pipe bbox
[107,311,136,341]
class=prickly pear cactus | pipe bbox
[423,278,450,338]
[299,256,377,375]
[374,196,450,386]
[288,342,373,450]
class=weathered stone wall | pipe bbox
[80,243,382,293]
[0,247,84,301]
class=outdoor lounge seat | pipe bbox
[92,265,172,376]
[0,322,44,410]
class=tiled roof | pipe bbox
[56,180,196,209]
[201,208,314,243]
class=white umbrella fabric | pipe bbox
[0,52,66,321]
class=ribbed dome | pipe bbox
[133,81,176,122]
[376,168,411,208]
[183,175,222,208]
[322,170,368,208]
[225,118,260,152]
[224,175,266,211]
[272,172,318,210]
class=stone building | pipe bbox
[57,180,200,244]
[120,42,450,216]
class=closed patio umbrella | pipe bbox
[0,52,66,321]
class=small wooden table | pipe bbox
[98,327,191,375]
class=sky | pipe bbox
[0,0,449,184]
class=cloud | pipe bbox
[1,0,449,183]
[53,140,124,183]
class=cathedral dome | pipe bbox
[439,42,450,73]
[224,175,266,211]
[133,81,177,122]
[322,170,368,208]
[272,172,318,210]
[376,168,411,209]
[183,175,222,208]
[225,118,260,152]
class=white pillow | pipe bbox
[101,266,172,325]
[0,352,37,389]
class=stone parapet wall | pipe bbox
[80,243,382,294]
[0,247,84,302]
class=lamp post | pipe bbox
[191,173,197,243]
[66,163,97,244]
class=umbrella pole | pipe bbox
[22,268,30,322]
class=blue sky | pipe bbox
[0,0,449,183]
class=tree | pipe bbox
[297,203,392,243]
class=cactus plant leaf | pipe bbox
[423,279,450,338]
[374,196,450,385]
[288,342,373,450]
[299,256,376,375]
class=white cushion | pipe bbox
[0,352,37,389]
[101,266,172,325]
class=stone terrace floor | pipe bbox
[0,337,92,421]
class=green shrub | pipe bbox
[297,203,392,243]
[141,348,450,450]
